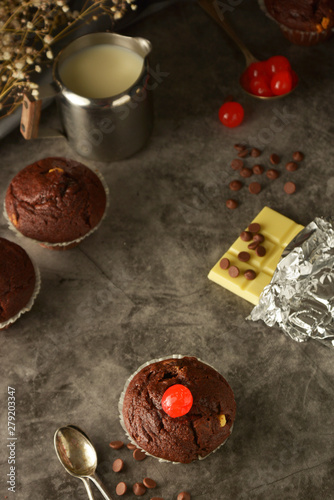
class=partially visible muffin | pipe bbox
[0,237,38,328]
[120,356,236,463]
[5,157,107,249]
[262,0,334,45]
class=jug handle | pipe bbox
[20,93,42,139]
[20,83,62,139]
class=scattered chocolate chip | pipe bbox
[266,168,280,180]
[133,482,146,496]
[150,498,164,500]
[270,153,280,165]
[220,257,230,270]
[244,269,256,280]
[240,167,253,178]
[256,245,266,257]
[284,181,296,194]
[238,149,249,158]
[143,478,157,489]
[127,443,137,450]
[112,458,124,472]
[292,151,304,161]
[231,158,244,170]
[238,251,250,262]
[253,233,264,243]
[109,441,124,450]
[248,241,259,250]
[177,493,191,500]
[228,265,240,278]
[250,147,261,157]
[285,161,298,172]
[240,230,252,241]
[234,143,246,152]
[116,482,127,496]
[248,222,261,233]
[133,448,147,461]
[226,199,238,209]
[229,179,243,191]
[248,182,261,194]
[248,223,261,233]
[252,164,264,175]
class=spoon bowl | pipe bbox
[198,0,296,100]
[54,425,113,500]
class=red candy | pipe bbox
[161,384,193,418]
[265,55,291,77]
[241,55,297,98]
[218,101,244,128]
[270,70,293,96]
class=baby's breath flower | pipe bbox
[0,0,137,118]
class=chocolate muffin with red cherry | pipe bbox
[120,356,236,463]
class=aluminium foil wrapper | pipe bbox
[249,217,334,348]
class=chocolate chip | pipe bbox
[116,482,127,496]
[248,223,261,233]
[229,180,243,191]
[285,161,298,172]
[133,482,146,496]
[238,251,250,262]
[133,448,147,461]
[250,147,261,157]
[127,443,137,450]
[248,182,261,194]
[244,269,256,280]
[248,241,259,250]
[143,478,157,489]
[284,181,296,194]
[252,164,264,175]
[240,230,252,241]
[220,257,230,270]
[112,458,124,472]
[150,498,165,500]
[270,153,280,165]
[231,159,244,170]
[256,245,266,257]
[238,149,249,158]
[253,233,264,243]
[228,265,240,278]
[292,151,304,161]
[240,167,253,178]
[234,143,246,152]
[266,168,280,180]
[177,493,191,500]
[226,199,238,209]
[109,441,124,450]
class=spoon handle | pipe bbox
[81,477,96,500]
[90,473,113,500]
[198,0,258,66]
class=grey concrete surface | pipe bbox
[1,1,334,499]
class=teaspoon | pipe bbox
[198,0,296,99]
[54,425,113,500]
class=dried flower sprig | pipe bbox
[0,0,137,118]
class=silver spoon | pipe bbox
[198,0,296,100]
[54,426,113,500]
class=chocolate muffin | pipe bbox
[5,157,107,248]
[0,237,38,328]
[261,0,334,45]
[120,356,236,463]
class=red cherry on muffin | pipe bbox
[161,384,193,418]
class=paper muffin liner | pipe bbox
[258,0,334,46]
[4,166,109,251]
[118,354,234,464]
[0,257,41,330]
